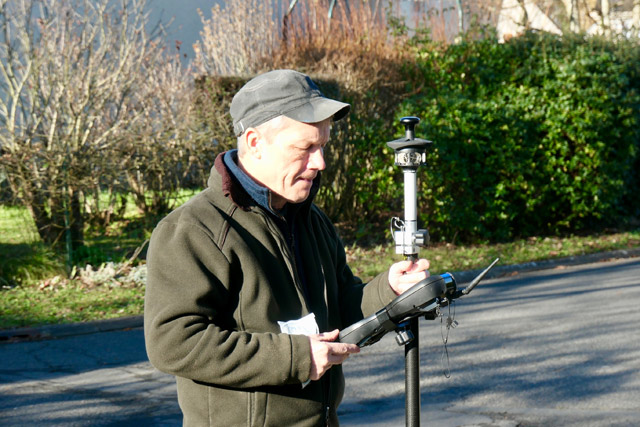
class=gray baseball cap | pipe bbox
[230,69,351,136]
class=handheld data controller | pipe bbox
[339,258,499,347]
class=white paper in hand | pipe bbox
[277,312,319,336]
[278,313,320,388]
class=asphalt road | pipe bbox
[1,256,639,426]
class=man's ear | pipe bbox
[243,128,264,159]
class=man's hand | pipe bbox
[308,329,360,381]
[388,258,430,295]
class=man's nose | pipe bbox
[309,147,326,170]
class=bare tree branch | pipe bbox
[1,0,215,256]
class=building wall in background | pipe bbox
[146,0,223,63]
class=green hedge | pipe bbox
[400,32,640,242]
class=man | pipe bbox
[144,69,430,426]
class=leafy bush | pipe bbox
[401,32,640,242]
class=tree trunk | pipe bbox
[456,0,465,35]
[26,188,84,256]
[69,189,85,251]
[516,0,529,29]
[633,0,640,35]
[563,0,580,32]
[601,0,611,36]
[28,197,63,247]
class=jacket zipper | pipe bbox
[280,215,303,299]
[261,209,332,425]
[260,209,309,309]
[325,405,330,426]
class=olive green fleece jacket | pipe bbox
[144,153,397,426]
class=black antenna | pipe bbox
[462,258,500,295]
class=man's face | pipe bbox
[257,117,330,209]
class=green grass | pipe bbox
[0,206,66,287]
[0,205,41,244]
[0,202,151,329]
[1,282,145,329]
[1,203,639,330]
[346,231,640,281]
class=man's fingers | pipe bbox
[312,329,340,342]
[327,342,359,364]
[309,334,360,380]
[332,342,360,355]
[399,270,429,283]
[390,260,413,275]
[329,353,350,365]
[391,258,430,275]
[403,259,430,274]
[388,258,431,295]
[394,278,425,294]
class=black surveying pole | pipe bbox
[387,117,432,427]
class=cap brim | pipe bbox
[284,98,350,124]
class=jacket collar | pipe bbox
[223,149,275,214]
[211,151,320,215]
